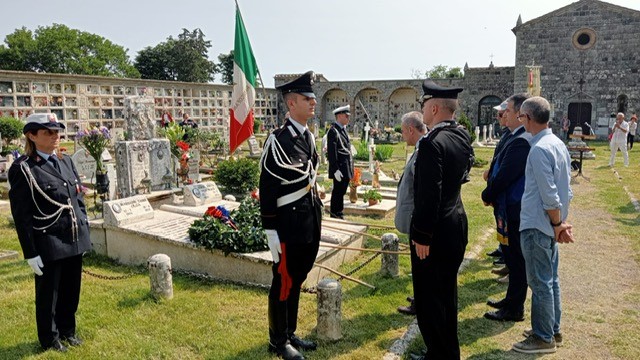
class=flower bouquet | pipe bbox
[76,126,111,174]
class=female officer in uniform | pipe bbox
[8,113,92,352]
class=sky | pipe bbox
[1,0,639,87]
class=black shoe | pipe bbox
[289,334,317,351]
[268,342,305,360]
[491,266,509,276]
[397,303,416,315]
[406,296,414,303]
[486,298,507,309]
[493,258,505,266]
[484,308,524,322]
[62,335,83,347]
[329,213,344,220]
[410,351,427,360]
[486,249,502,257]
[43,339,68,352]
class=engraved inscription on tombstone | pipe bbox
[71,150,97,183]
[103,195,154,227]
[247,136,261,156]
[149,138,174,190]
[115,141,151,198]
[183,181,223,206]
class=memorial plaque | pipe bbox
[183,181,223,206]
[149,138,173,191]
[103,195,154,226]
[187,149,200,182]
[248,136,261,156]
[71,150,97,183]
[115,140,151,198]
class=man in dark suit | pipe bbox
[327,104,353,219]
[410,80,474,360]
[394,111,427,316]
[482,93,531,322]
[259,71,322,360]
[9,113,92,353]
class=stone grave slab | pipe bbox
[247,135,261,157]
[115,140,152,197]
[71,150,97,183]
[182,181,223,206]
[148,138,174,191]
[356,185,397,200]
[91,209,367,287]
[104,195,154,226]
[159,199,241,217]
[187,149,200,182]
[323,194,395,219]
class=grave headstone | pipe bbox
[103,195,154,226]
[182,181,223,206]
[71,150,97,183]
[106,163,117,200]
[247,136,261,157]
[123,96,155,140]
[187,149,200,182]
[364,122,371,145]
[148,138,174,191]
[115,141,151,198]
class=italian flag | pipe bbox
[229,4,258,154]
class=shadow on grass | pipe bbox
[0,341,43,359]
[467,348,546,359]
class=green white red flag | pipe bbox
[229,4,258,154]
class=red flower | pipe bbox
[205,206,222,218]
[176,140,190,151]
[251,189,260,200]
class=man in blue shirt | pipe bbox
[512,96,575,354]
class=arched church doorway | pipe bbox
[568,102,592,135]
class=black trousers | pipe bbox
[411,243,464,360]
[330,178,349,217]
[268,240,320,346]
[502,212,527,313]
[628,134,635,149]
[35,254,83,347]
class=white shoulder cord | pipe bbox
[19,162,79,242]
[260,134,313,185]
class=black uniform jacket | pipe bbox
[8,154,92,262]
[259,119,322,244]
[410,122,474,249]
[327,123,354,180]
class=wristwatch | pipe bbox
[550,220,562,227]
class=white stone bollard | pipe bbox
[147,254,173,300]
[317,278,342,341]
[381,233,399,277]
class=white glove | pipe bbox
[265,229,282,263]
[27,256,44,276]
[334,170,343,182]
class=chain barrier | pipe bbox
[82,267,145,280]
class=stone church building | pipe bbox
[277,0,640,138]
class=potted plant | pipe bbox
[76,126,111,194]
[362,188,382,206]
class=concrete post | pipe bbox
[381,233,399,277]
[147,254,173,300]
[316,278,342,341]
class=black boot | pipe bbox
[268,342,305,360]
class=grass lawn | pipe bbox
[0,141,637,359]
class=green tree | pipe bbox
[0,116,25,147]
[218,50,234,85]
[426,65,464,79]
[0,24,139,78]
[135,28,217,83]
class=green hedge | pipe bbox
[214,158,259,194]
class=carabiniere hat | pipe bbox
[333,105,350,116]
[493,100,508,111]
[276,71,316,98]
[23,113,66,134]
[419,80,463,103]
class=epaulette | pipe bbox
[15,155,29,164]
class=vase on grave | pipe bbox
[349,186,358,203]
[95,171,110,195]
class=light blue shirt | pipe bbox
[519,128,573,237]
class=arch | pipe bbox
[477,95,502,129]
[354,87,383,129]
[388,87,420,127]
[322,88,349,127]
[617,94,628,115]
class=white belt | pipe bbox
[277,184,311,207]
